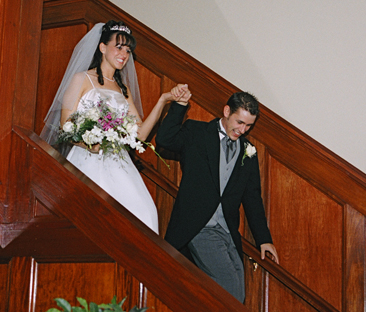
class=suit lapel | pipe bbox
[205,119,221,194]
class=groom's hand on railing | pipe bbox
[260,243,279,264]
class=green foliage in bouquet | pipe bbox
[46,295,148,312]
[72,118,98,143]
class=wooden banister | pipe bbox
[134,157,179,197]
[241,240,339,312]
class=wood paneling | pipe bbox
[0,0,18,211]
[344,205,365,312]
[145,287,172,312]
[35,262,117,311]
[11,0,43,127]
[115,266,141,311]
[0,263,8,312]
[252,113,366,216]
[133,62,162,223]
[7,257,35,312]
[0,0,43,245]
[268,156,343,310]
[268,275,318,312]
[35,24,88,135]
[7,133,32,223]
[242,257,265,311]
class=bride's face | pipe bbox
[100,34,131,70]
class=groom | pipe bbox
[156,87,279,303]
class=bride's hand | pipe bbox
[159,84,192,104]
[74,142,100,154]
[171,84,192,105]
[159,91,175,102]
[88,143,100,154]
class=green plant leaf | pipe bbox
[45,309,61,312]
[71,307,85,312]
[98,304,112,309]
[77,297,89,311]
[117,297,127,308]
[110,295,117,305]
[89,302,99,312]
[54,298,72,312]
[108,303,123,312]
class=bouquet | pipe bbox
[57,97,169,168]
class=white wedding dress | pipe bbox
[66,75,159,233]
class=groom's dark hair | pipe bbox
[227,91,260,116]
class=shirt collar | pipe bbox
[218,119,226,139]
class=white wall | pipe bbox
[111,0,366,174]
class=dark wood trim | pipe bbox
[134,158,179,198]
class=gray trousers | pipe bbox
[188,224,245,302]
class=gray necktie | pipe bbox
[217,121,237,163]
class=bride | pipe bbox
[40,20,191,234]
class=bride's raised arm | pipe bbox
[126,84,191,141]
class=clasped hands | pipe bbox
[161,84,192,106]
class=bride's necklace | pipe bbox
[95,69,115,82]
[103,75,115,82]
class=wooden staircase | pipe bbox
[1,0,365,311]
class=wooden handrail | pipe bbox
[241,239,339,312]
[133,157,179,197]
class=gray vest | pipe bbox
[206,138,240,233]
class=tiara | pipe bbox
[110,25,131,34]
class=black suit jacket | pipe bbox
[156,102,272,259]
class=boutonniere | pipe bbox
[241,142,257,166]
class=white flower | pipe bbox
[246,144,256,158]
[86,107,100,121]
[91,126,103,139]
[128,139,138,149]
[125,122,139,135]
[82,131,93,145]
[82,126,103,145]
[136,143,146,153]
[62,121,74,133]
[241,143,257,166]
[105,128,118,142]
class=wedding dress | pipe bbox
[66,73,159,233]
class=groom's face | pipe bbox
[222,106,257,141]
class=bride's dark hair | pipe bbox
[89,20,137,98]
